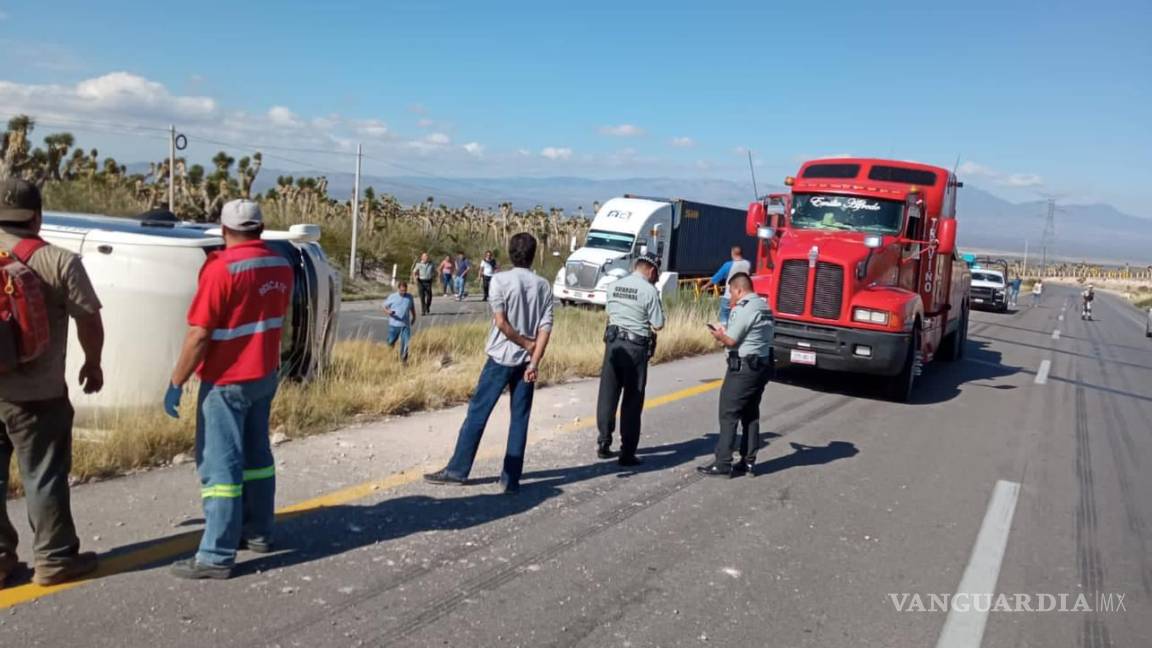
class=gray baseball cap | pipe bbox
[0,178,42,223]
[220,199,264,232]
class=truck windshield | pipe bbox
[791,194,904,234]
[585,230,634,253]
[972,272,1005,284]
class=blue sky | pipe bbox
[0,0,1149,214]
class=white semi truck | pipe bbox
[553,196,754,306]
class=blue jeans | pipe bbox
[718,296,732,326]
[454,275,467,298]
[441,273,453,295]
[444,358,535,489]
[387,325,411,362]
[194,372,278,567]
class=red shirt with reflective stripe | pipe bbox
[187,240,294,385]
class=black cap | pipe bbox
[0,178,41,223]
[636,251,661,270]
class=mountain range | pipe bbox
[251,171,1151,265]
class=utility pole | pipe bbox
[168,124,176,214]
[1022,240,1029,277]
[1040,198,1056,273]
[349,143,362,280]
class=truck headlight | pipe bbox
[852,308,890,325]
[566,272,578,286]
[995,289,1006,296]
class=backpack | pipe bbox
[0,238,51,373]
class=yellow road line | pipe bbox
[0,378,722,609]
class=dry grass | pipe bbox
[7,298,718,494]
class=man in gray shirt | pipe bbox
[410,252,436,315]
[596,252,664,466]
[425,233,554,493]
[698,273,774,477]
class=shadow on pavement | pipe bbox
[751,441,859,477]
[234,435,715,576]
[773,339,1018,405]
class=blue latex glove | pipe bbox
[164,383,183,418]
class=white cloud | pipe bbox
[417,118,435,128]
[670,136,695,148]
[425,132,451,145]
[540,146,573,160]
[463,142,484,157]
[959,161,1044,188]
[353,119,389,138]
[1001,173,1044,188]
[0,72,219,122]
[267,106,300,127]
[599,124,644,137]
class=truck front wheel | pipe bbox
[885,325,921,403]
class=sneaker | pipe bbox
[169,558,232,580]
[423,468,466,485]
[32,551,99,586]
[239,537,273,554]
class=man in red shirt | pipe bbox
[164,200,293,579]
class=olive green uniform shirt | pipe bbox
[605,272,664,338]
[726,293,773,358]
[0,228,102,402]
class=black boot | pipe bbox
[696,462,735,478]
[596,443,616,460]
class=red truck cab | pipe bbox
[746,158,971,401]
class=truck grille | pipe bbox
[811,262,844,319]
[566,261,600,290]
[970,286,995,300]
[776,260,808,315]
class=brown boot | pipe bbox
[33,552,98,586]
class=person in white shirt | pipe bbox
[480,250,498,302]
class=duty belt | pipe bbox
[605,325,649,345]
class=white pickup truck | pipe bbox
[41,211,341,413]
[969,268,1009,312]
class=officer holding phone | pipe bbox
[698,272,774,477]
[596,252,664,466]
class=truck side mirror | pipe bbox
[746,202,765,237]
[937,218,958,256]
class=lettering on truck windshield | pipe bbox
[585,230,634,253]
[791,194,904,234]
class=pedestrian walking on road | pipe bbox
[164,199,293,580]
[411,252,435,315]
[0,178,104,587]
[698,273,775,478]
[439,255,455,296]
[701,246,751,325]
[1009,275,1022,307]
[480,250,498,302]
[1032,279,1044,307]
[384,280,417,364]
[595,252,665,466]
[425,233,554,493]
[454,251,471,301]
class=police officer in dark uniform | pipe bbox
[596,252,665,467]
[698,273,774,477]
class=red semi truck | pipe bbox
[745,158,971,401]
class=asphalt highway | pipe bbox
[1,285,1149,647]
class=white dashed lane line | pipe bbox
[1034,360,1052,385]
[934,480,1023,648]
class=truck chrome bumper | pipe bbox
[773,319,909,376]
[553,283,608,306]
